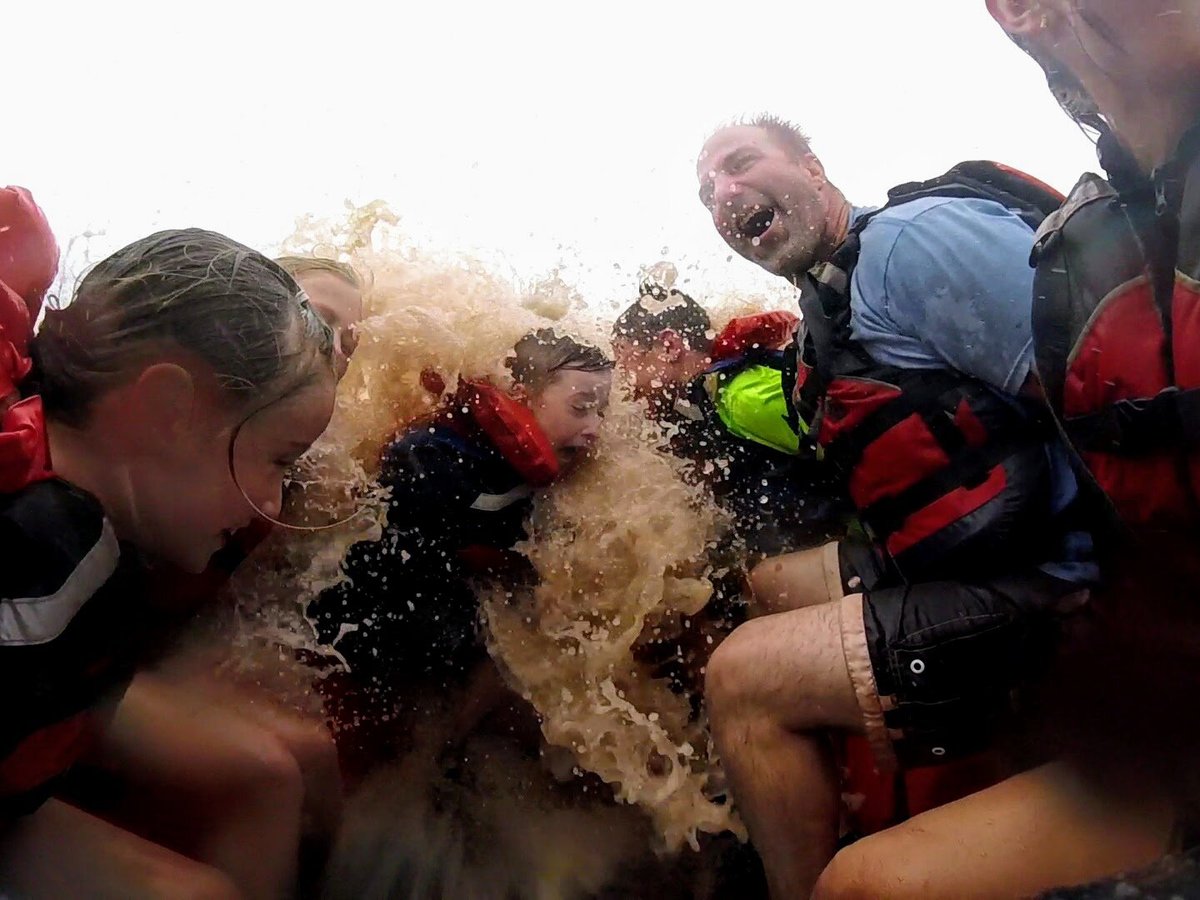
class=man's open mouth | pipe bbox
[741,208,775,239]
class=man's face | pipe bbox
[697,126,831,277]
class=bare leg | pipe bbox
[0,799,241,900]
[748,542,841,616]
[813,761,1174,900]
[89,674,308,900]
[705,600,864,899]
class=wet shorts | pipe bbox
[822,539,1088,770]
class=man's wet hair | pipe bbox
[708,113,813,162]
[612,285,712,351]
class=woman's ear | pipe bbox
[510,381,530,404]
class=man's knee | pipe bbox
[747,557,785,609]
[262,713,339,777]
[705,622,769,725]
[812,840,895,900]
[747,545,832,614]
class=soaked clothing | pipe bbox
[789,182,1099,769]
[0,478,150,817]
[309,420,534,690]
[850,198,1039,393]
[670,356,848,556]
[843,199,1095,586]
[1025,127,1200,815]
[831,538,1083,768]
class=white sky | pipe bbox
[9,0,1099,306]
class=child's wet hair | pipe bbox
[32,228,335,426]
[508,328,612,393]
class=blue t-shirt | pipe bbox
[847,196,1096,584]
[850,197,1036,393]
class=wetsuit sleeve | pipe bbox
[854,197,1038,395]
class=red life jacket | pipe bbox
[0,186,58,325]
[419,373,562,488]
[1031,127,1200,532]
[460,381,560,487]
[0,185,55,492]
[0,189,109,805]
[454,380,560,576]
[795,162,1066,579]
[838,734,1003,837]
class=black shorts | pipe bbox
[835,538,1087,770]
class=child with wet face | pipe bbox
[309,327,612,774]
[0,224,337,898]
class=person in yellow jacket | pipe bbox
[612,282,847,556]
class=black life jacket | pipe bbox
[1031,126,1200,534]
[794,161,1066,580]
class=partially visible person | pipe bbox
[308,328,613,776]
[694,117,1091,897]
[277,256,364,379]
[814,3,1200,897]
[613,281,847,556]
[0,223,337,899]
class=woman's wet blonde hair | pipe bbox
[275,255,364,291]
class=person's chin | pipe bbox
[171,534,224,574]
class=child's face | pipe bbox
[133,371,337,573]
[527,369,612,474]
[298,271,363,378]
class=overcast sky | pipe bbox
[10,0,1099,305]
